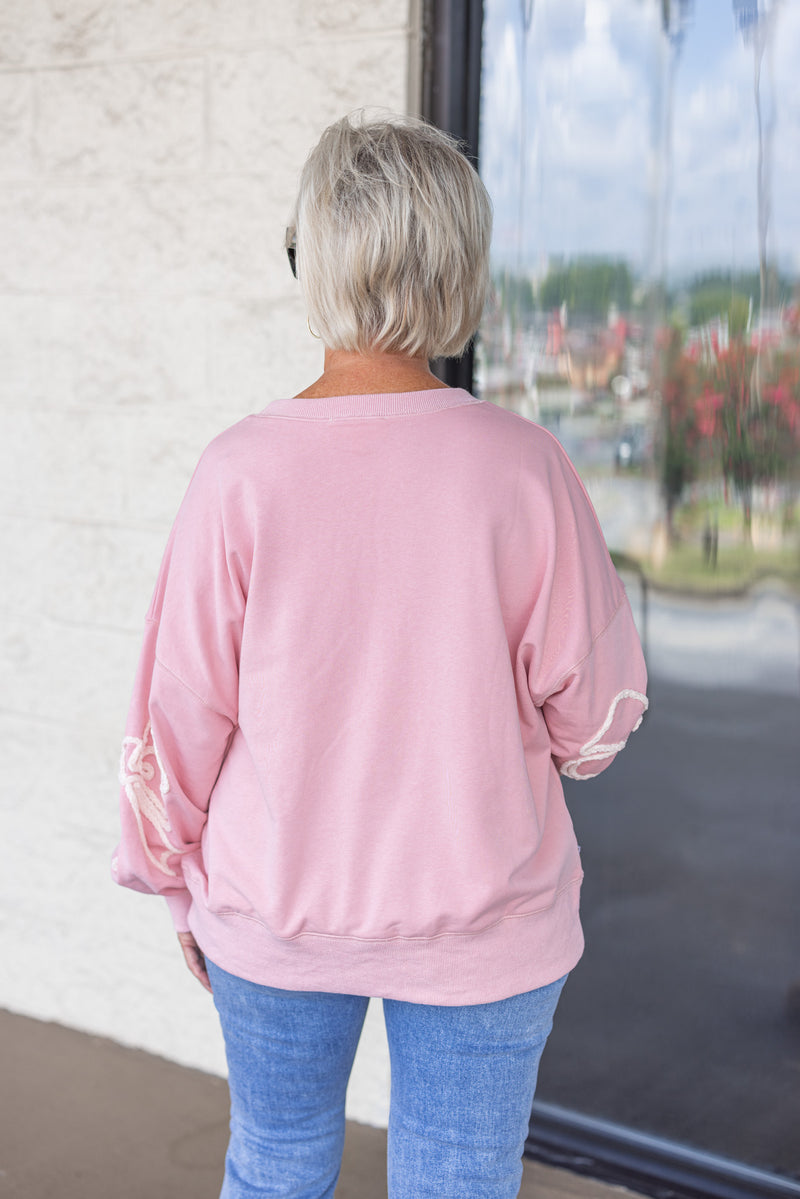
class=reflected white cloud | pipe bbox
[480,16,522,253]
[481,0,800,278]
[539,0,587,54]
[482,0,660,265]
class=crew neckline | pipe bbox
[260,388,483,421]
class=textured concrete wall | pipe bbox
[0,0,418,1127]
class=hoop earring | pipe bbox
[307,315,320,339]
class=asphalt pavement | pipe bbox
[537,674,800,1183]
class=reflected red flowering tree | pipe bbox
[658,324,800,543]
[697,340,800,538]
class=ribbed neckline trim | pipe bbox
[260,388,482,420]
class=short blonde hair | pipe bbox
[292,112,492,359]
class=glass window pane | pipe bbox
[479,0,800,1180]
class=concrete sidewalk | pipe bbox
[0,1008,643,1198]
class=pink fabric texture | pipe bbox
[113,390,647,1004]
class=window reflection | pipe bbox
[479,0,800,1180]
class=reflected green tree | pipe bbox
[540,258,633,320]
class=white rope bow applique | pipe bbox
[119,721,181,876]
[560,689,648,779]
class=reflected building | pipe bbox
[478,0,800,1188]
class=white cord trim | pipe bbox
[560,689,648,780]
[119,721,180,877]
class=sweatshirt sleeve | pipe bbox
[542,596,648,779]
[519,430,648,780]
[111,439,247,931]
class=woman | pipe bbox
[113,113,647,1199]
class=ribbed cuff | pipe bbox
[164,890,193,932]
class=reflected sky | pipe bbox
[481,0,800,280]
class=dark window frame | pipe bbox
[420,4,800,1196]
[420,0,483,391]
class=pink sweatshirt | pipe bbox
[113,389,647,1004]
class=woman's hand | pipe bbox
[177,931,213,993]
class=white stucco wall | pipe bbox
[0,0,421,1127]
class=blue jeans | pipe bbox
[207,960,566,1199]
